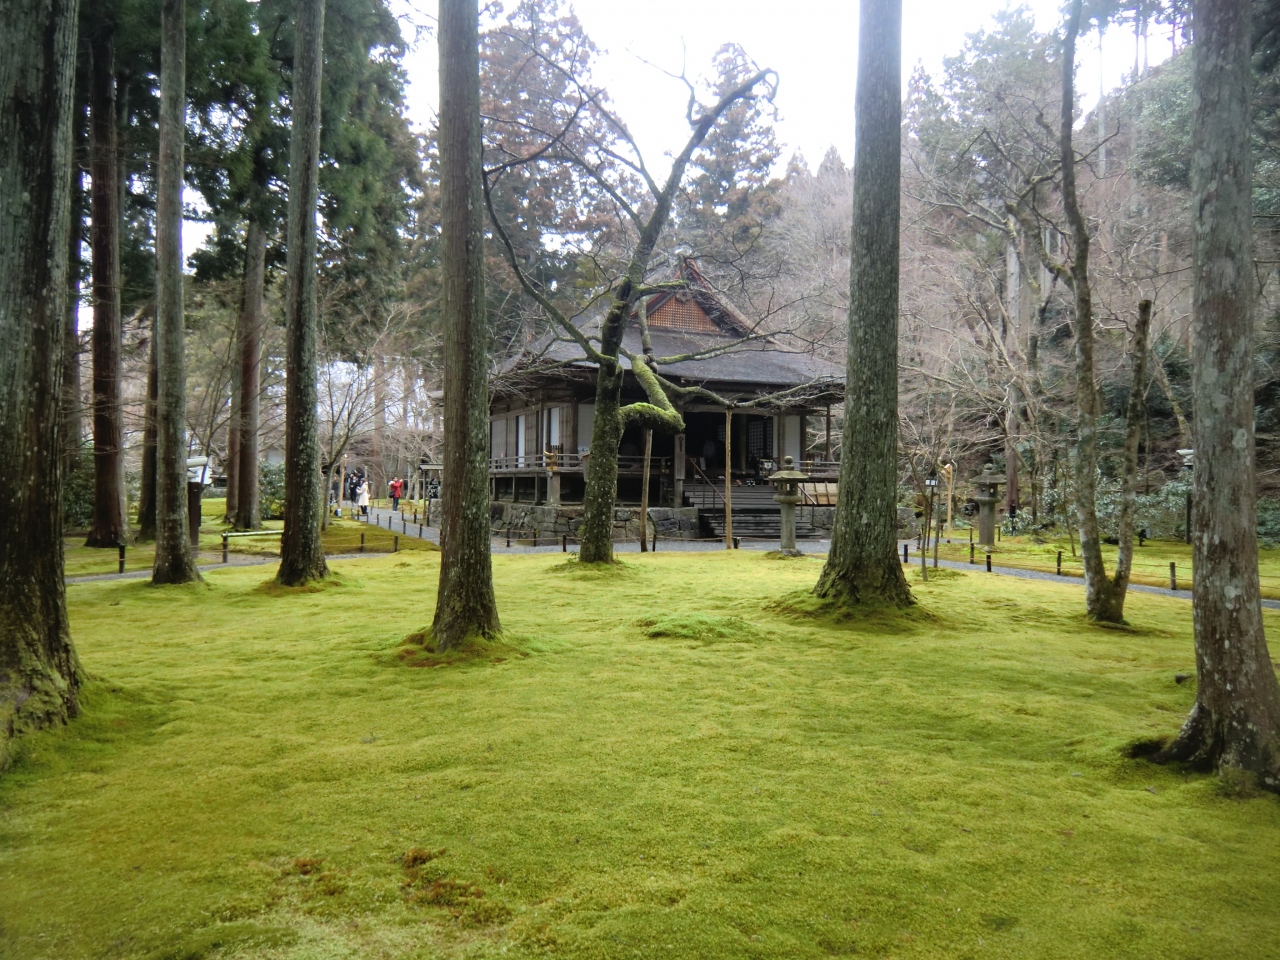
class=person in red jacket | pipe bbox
[389,476,403,512]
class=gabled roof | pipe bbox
[630,258,757,338]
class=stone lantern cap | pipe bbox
[769,455,809,483]
[969,462,1007,489]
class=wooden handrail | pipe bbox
[684,456,728,508]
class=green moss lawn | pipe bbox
[3,551,1279,958]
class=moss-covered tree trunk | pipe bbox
[233,220,264,530]
[1,0,83,766]
[85,0,129,549]
[151,0,199,585]
[276,0,330,586]
[430,0,500,648]
[578,357,625,562]
[813,0,912,608]
[1156,0,1280,790]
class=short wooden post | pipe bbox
[986,552,992,572]
[360,532,365,553]
[651,527,657,552]
[1170,562,1177,591]
[118,544,126,574]
[903,543,909,564]
[425,500,431,526]
[393,535,399,553]
[562,534,567,553]
[997,527,1001,542]
[733,536,740,550]
[1057,551,1063,576]
[969,543,975,564]
[222,533,229,564]
[419,523,424,538]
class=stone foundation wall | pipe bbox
[797,505,918,540]
[488,502,701,541]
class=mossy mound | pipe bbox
[637,613,774,644]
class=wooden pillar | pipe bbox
[639,428,652,552]
[825,404,832,461]
[673,425,685,505]
[724,406,734,549]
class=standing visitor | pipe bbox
[357,475,370,517]
[389,476,402,512]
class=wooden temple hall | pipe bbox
[489,260,844,507]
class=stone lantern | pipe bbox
[769,455,809,556]
[970,463,1006,547]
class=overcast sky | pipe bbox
[395,0,1176,171]
[178,1,1174,265]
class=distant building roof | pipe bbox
[496,259,843,401]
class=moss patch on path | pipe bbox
[2,552,1279,958]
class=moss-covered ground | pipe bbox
[3,551,1279,959]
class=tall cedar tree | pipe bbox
[0,0,83,765]
[276,0,330,586]
[85,0,129,547]
[150,0,199,584]
[1156,0,1280,790]
[813,0,913,607]
[234,221,266,529]
[431,0,500,647]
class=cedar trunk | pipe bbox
[430,0,500,647]
[276,0,330,586]
[224,356,240,521]
[1,0,83,765]
[813,0,912,607]
[137,326,158,540]
[234,220,265,530]
[150,0,199,584]
[85,0,128,548]
[1157,0,1280,789]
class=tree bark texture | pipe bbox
[276,0,330,586]
[85,0,128,548]
[234,220,264,530]
[137,325,158,540]
[150,0,199,584]
[1061,0,1125,623]
[0,0,83,765]
[1157,0,1280,789]
[814,0,912,608]
[430,0,500,647]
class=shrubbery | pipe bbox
[259,461,286,520]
